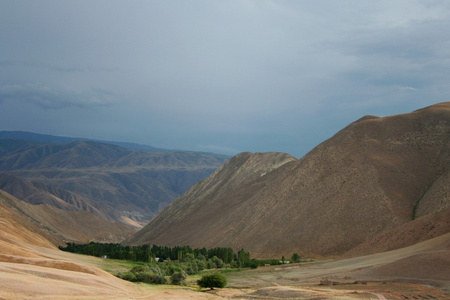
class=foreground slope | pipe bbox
[0,192,134,299]
[128,102,450,258]
[0,190,219,299]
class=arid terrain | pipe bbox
[2,103,450,299]
[1,196,449,299]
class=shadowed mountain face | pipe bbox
[0,136,228,243]
[127,102,450,258]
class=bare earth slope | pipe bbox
[128,102,450,258]
[343,207,450,257]
[0,196,133,299]
[0,190,134,244]
[126,152,297,247]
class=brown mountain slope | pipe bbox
[127,152,297,246]
[127,102,450,258]
[342,207,450,257]
[0,189,134,244]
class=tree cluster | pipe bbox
[59,242,239,265]
[59,242,307,289]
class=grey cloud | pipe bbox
[0,60,120,74]
[1,1,450,157]
[0,84,117,109]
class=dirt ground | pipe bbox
[224,232,450,299]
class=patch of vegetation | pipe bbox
[171,271,187,285]
[197,273,227,290]
[59,242,309,287]
[59,242,240,264]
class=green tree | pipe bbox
[291,253,300,263]
[197,273,227,290]
[211,256,224,268]
[238,249,250,268]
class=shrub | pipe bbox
[136,272,167,284]
[248,259,259,269]
[131,265,151,273]
[171,271,187,285]
[151,266,165,276]
[167,263,182,275]
[118,271,137,282]
[197,273,227,290]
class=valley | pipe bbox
[1,103,450,298]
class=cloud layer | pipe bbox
[1,0,450,157]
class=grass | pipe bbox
[84,256,148,275]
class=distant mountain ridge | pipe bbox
[127,102,450,258]
[0,133,229,244]
[0,130,159,150]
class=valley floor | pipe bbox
[1,230,449,299]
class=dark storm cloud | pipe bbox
[1,0,450,157]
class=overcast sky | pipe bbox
[1,1,450,157]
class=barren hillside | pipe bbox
[0,189,134,244]
[128,102,450,258]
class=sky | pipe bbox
[1,0,450,158]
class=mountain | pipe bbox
[0,130,159,150]
[127,102,450,258]
[0,189,134,244]
[0,135,228,243]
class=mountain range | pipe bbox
[2,103,450,298]
[0,132,228,243]
[127,102,450,258]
